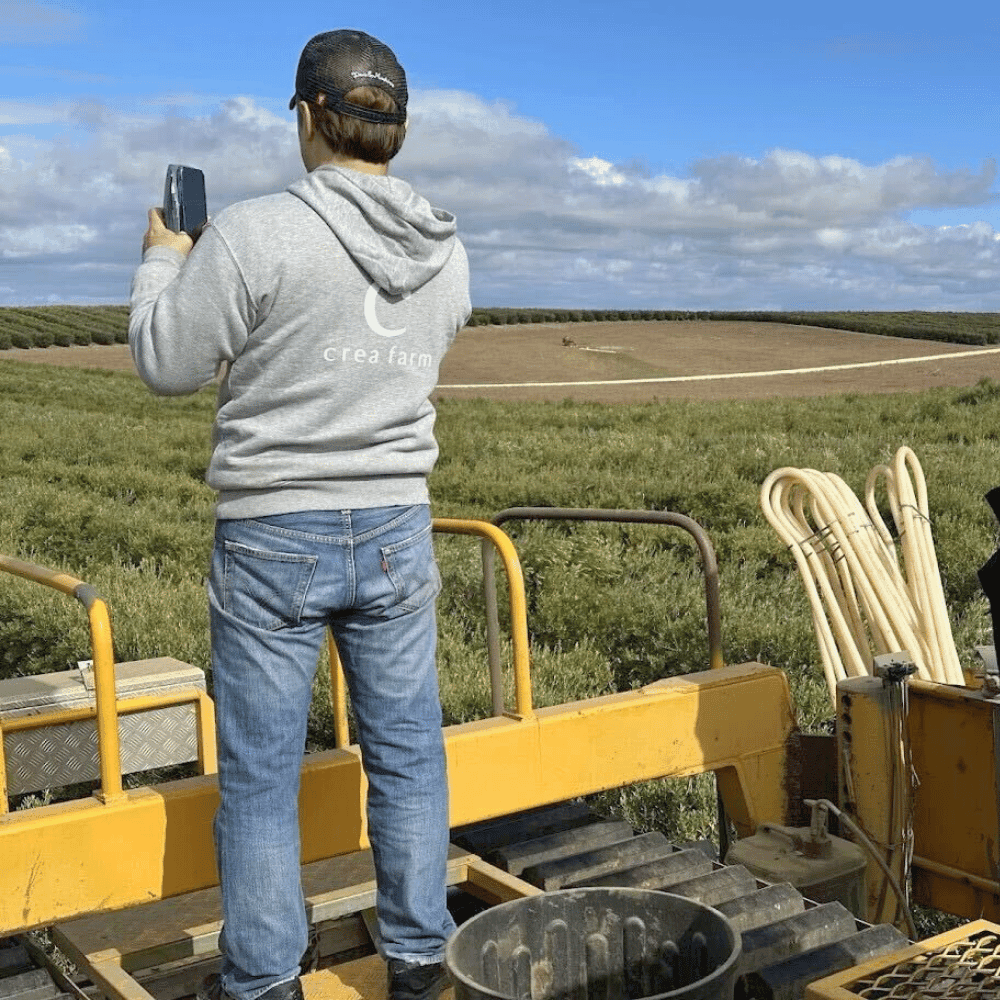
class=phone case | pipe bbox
[163,164,207,237]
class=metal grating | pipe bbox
[850,929,1000,998]
[807,921,1000,999]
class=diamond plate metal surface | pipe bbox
[850,928,1000,998]
[807,921,1000,999]
[2,658,205,795]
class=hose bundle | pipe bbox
[761,446,964,702]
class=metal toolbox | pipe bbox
[1,657,207,795]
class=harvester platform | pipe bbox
[43,803,919,1000]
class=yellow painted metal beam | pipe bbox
[906,679,1000,919]
[911,857,1000,922]
[0,662,795,935]
[839,675,1000,923]
[837,676,908,926]
[445,662,794,831]
[0,553,124,804]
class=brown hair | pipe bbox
[308,86,406,164]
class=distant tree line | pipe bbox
[1,305,998,350]
[467,308,1000,346]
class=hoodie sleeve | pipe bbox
[129,223,252,395]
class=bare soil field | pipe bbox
[3,320,998,403]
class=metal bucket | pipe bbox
[445,888,741,1000]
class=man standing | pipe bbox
[129,29,469,1000]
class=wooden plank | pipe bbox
[462,857,541,902]
[55,847,477,973]
[86,960,158,1000]
[303,957,382,1000]
[302,957,455,1000]
[126,916,375,1000]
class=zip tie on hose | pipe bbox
[761,446,965,704]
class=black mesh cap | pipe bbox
[289,30,407,125]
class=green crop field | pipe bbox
[0,305,128,349]
[3,352,1000,874]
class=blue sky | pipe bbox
[1,0,998,309]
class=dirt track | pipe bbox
[3,320,998,403]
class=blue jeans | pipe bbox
[208,506,455,1000]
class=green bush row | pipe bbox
[465,308,683,326]
[0,306,128,350]
[461,308,1000,345]
[713,310,1000,347]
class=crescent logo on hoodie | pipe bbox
[364,283,407,337]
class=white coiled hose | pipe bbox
[761,446,964,702]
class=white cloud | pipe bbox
[395,98,999,307]
[569,157,629,187]
[0,88,998,307]
[0,223,96,257]
[0,100,75,125]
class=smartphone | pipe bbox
[163,164,207,238]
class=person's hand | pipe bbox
[142,208,195,256]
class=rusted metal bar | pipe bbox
[490,507,723,671]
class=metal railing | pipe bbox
[325,517,534,748]
[0,552,217,811]
[485,508,724,702]
[4,508,721,812]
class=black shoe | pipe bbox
[195,974,225,1000]
[387,960,449,1000]
[196,975,305,1000]
[300,930,320,975]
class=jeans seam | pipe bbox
[238,507,422,546]
[347,533,357,607]
[243,521,353,546]
[351,504,423,545]
[379,521,432,557]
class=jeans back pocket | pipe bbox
[222,540,318,630]
[380,523,441,613]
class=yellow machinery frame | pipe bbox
[840,672,1000,923]
[8,513,1000,938]
[0,516,797,938]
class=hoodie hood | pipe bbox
[288,164,458,296]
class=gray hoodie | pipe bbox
[129,164,471,518]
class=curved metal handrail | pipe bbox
[325,517,535,747]
[486,507,723,677]
[0,553,123,804]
